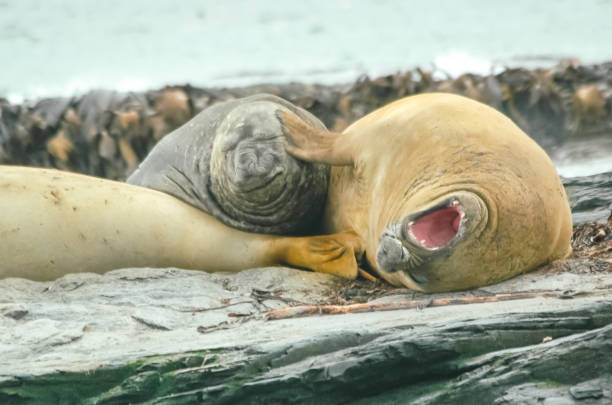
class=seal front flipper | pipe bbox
[271,231,363,279]
[278,111,353,166]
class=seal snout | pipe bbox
[376,229,410,272]
[375,196,474,288]
[375,229,430,288]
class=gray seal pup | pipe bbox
[127,94,329,235]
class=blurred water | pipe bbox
[2,0,612,102]
[552,137,612,178]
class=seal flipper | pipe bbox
[271,231,363,279]
[279,111,353,166]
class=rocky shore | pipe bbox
[1,63,611,404]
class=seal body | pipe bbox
[282,93,572,292]
[0,165,360,281]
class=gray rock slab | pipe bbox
[1,264,611,404]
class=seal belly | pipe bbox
[0,166,279,280]
[0,165,364,281]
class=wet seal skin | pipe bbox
[280,92,572,292]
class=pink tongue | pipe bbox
[410,206,461,248]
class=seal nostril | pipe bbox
[376,232,413,273]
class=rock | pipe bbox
[0,261,611,404]
[569,380,605,400]
[563,172,612,224]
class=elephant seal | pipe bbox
[127,94,329,235]
[279,92,572,291]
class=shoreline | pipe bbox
[1,61,612,181]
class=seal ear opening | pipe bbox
[409,206,461,249]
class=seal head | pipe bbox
[128,94,330,235]
[282,92,573,292]
[209,101,327,231]
[376,191,488,291]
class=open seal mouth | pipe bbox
[404,200,465,250]
[375,191,488,290]
[376,197,472,277]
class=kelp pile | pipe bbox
[0,61,611,180]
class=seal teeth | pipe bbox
[460,212,466,219]
[452,200,459,206]
[408,221,414,226]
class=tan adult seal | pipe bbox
[0,93,571,292]
[0,165,360,281]
[279,92,572,291]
